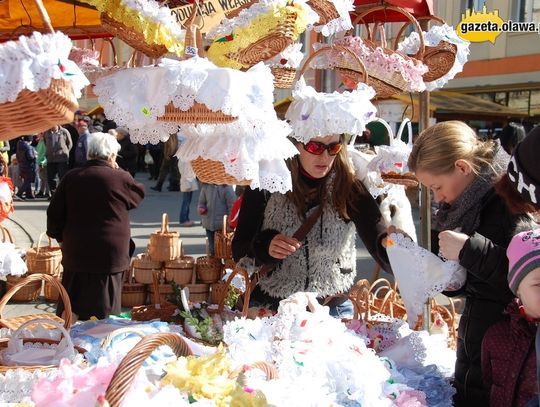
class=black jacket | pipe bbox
[433,188,521,406]
[116,136,138,176]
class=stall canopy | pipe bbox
[0,0,107,41]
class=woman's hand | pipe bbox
[269,234,301,260]
[438,230,469,261]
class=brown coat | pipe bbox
[47,159,145,274]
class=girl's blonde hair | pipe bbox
[408,121,495,175]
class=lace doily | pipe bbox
[0,31,89,104]
[286,77,377,143]
[367,140,412,175]
[81,0,186,55]
[386,233,466,326]
[265,43,304,68]
[315,38,428,93]
[397,24,470,91]
[0,368,58,403]
[309,0,354,36]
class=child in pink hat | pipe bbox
[481,229,540,407]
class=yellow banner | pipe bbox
[171,0,252,33]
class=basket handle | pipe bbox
[180,240,185,258]
[100,37,118,67]
[353,5,425,60]
[217,266,251,317]
[0,274,72,329]
[160,213,169,233]
[367,118,394,146]
[393,14,446,51]
[105,333,193,407]
[298,45,369,85]
[101,327,147,349]
[396,118,413,149]
[34,232,53,254]
[33,0,55,34]
[222,215,228,235]
[205,237,210,258]
[238,360,279,380]
[0,225,14,244]
[152,271,162,305]
[184,0,204,58]
[11,317,75,352]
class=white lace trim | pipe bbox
[285,77,377,143]
[265,43,304,68]
[386,232,466,326]
[367,140,412,175]
[0,31,89,103]
[206,0,319,40]
[309,0,353,36]
[0,368,58,403]
[397,24,470,91]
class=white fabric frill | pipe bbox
[397,24,470,91]
[367,138,412,176]
[286,77,377,143]
[386,233,467,326]
[0,368,58,403]
[0,242,27,277]
[265,43,304,68]
[310,0,354,37]
[206,0,319,40]
[0,31,89,104]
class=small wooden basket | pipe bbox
[196,238,223,284]
[214,215,234,260]
[132,253,162,285]
[121,269,147,308]
[210,281,228,304]
[148,213,180,262]
[187,261,210,303]
[25,232,62,276]
[164,241,195,285]
[0,273,72,331]
[104,333,193,407]
[216,266,251,317]
[131,272,177,322]
[191,157,251,186]
[271,66,297,89]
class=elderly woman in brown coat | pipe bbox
[47,132,145,320]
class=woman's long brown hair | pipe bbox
[285,140,358,220]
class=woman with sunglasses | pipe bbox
[232,81,388,316]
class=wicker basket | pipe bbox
[222,257,236,270]
[0,1,79,140]
[104,333,193,407]
[148,213,180,262]
[271,66,297,89]
[131,272,177,322]
[157,101,237,124]
[164,241,195,285]
[307,0,339,26]
[210,281,228,304]
[191,157,251,186]
[196,238,223,284]
[186,282,210,303]
[5,275,41,302]
[216,266,251,317]
[0,273,72,330]
[214,215,234,261]
[147,281,174,305]
[25,232,62,276]
[132,253,162,285]
[43,269,63,302]
[226,9,297,67]
[121,269,147,308]
[100,12,168,59]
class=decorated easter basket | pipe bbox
[0,0,80,140]
[25,232,62,276]
[148,213,180,262]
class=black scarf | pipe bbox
[433,171,495,235]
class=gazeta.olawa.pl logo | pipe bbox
[457,4,539,43]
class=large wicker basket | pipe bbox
[104,333,193,407]
[132,253,162,285]
[191,157,251,186]
[164,241,195,285]
[121,269,147,308]
[26,232,62,275]
[214,215,234,261]
[0,273,72,331]
[5,275,41,302]
[148,213,180,262]
[43,268,63,302]
[0,0,78,140]
[307,0,339,26]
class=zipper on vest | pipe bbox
[304,237,310,290]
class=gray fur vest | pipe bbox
[259,193,356,298]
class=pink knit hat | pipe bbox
[507,229,540,295]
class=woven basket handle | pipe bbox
[222,215,228,235]
[217,266,251,317]
[393,14,446,51]
[101,327,147,349]
[105,333,193,407]
[240,361,279,380]
[33,0,55,34]
[184,0,204,58]
[0,225,14,244]
[160,213,169,233]
[152,271,162,305]
[180,240,185,257]
[12,317,75,351]
[396,118,413,148]
[34,232,52,254]
[205,237,210,257]
[298,45,369,85]
[100,38,118,67]
[353,5,425,60]
[0,274,72,329]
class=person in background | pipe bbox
[151,135,180,192]
[0,141,9,166]
[35,135,50,199]
[43,125,72,195]
[8,154,21,194]
[499,122,527,156]
[15,136,36,200]
[74,122,91,168]
[111,128,138,177]
[47,132,144,320]
[146,142,163,181]
[407,121,526,406]
[198,183,236,255]
[482,228,539,407]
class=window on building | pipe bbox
[461,0,484,13]
[512,0,540,22]
[508,90,530,114]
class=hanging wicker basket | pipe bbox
[148,213,180,262]
[271,66,297,89]
[214,215,234,260]
[307,0,339,26]
[191,157,251,186]
[26,232,62,276]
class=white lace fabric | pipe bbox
[265,43,304,68]
[397,24,470,91]
[367,139,412,175]
[0,368,58,403]
[286,77,377,143]
[386,232,466,326]
[0,31,89,103]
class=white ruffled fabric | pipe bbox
[265,43,304,68]
[206,0,319,40]
[367,136,413,175]
[0,242,27,277]
[386,233,467,326]
[0,368,58,403]
[397,24,470,91]
[310,0,354,36]
[286,77,377,143]
[0,31,89,103]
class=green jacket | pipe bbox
[36,139,47,166]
